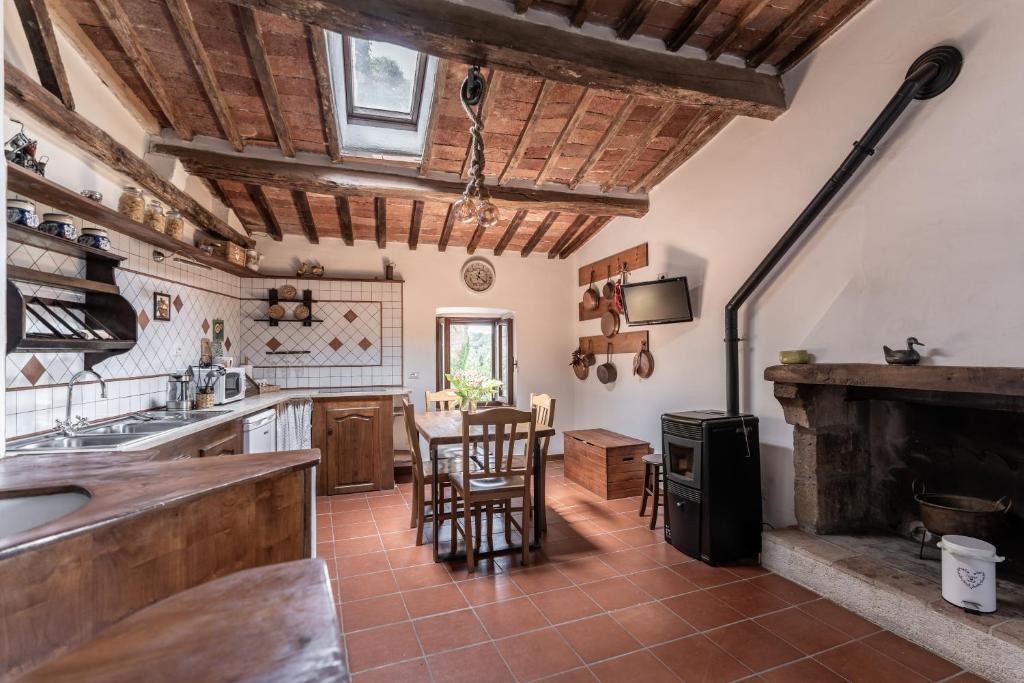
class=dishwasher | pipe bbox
[242,409,277,453]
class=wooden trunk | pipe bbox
[563,429,652,499]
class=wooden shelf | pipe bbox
[17,337,136,352]
[252,318,323,323]
[8,265,120,295]
[7,222,125,263]
[579,330,649,355]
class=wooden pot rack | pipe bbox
[576,242,650,358]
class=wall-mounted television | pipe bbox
[621,276,694,326]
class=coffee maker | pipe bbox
[166,372,193,411]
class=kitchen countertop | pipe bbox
[11,559,346,683]
[0,448,319,560]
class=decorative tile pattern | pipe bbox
[201,319,210,334]
[344,309,359,323]
[138,309,150,330]
[329,337,343,351]
[266,337,282,352]
[173,294,183,312]
[358,338,373,351]
[20,356,46,386]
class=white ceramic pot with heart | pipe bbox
[936,534,1004,613]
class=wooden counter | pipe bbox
[12,559,347,682]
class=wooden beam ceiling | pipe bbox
[705,0,771,61]
[499,80,556,185]
[628,110,729,192]
[548,214,588,259]
[570,96,638,190]
[152,141,651,218]
[336,196,354,245]
[419,59,448,175]
[521,211,559,257]
[617,0,657,41]
[237,5,295,157]
[163,0,243,151]
[438,205,456,251]
[665,0,723,53]
[602,103,680,191]
[466,222,487,255]
[374,197,387,248]
[776,0,871,73]
[536,88,595,186]
[408,200,423,249]
[224,0,786,120]
[13,0,74,109]
[245,184,283,240]
[291,190,319,243]
[308,26,343,161]
[746,0,826,68]
[493,209,528,256]
[571,0,596,28]
[559,216,611,259]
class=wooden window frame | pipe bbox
[436,316,515,406]
[342,36,427,129]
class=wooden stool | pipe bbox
[639,453,663,530]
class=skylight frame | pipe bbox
[342,36,428,129]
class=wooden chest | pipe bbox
[563,429,652,499]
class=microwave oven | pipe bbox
[193,365,247,405]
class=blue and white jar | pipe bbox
[39,213,78,240]
[7,198,38,228]
[77,227,111,251]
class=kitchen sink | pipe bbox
[0,488,91,537]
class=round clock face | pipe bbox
[462,258,495,293]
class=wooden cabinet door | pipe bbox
[324,406,381,494]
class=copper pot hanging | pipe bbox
[597,344,617,384]
[583,271,600,311]
[633,339,654,378]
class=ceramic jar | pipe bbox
[7,198,38,228]
[118,186,144,221]
[77,227,111,251]
[39,213,77,240]
[245,248,262,271]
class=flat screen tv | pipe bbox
[621,276,693,326]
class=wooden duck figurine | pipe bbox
[883,337,925,365]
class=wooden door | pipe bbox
[324,406,381,494]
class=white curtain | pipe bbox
[277,399,312,451]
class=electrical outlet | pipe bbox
[408,371,419,379]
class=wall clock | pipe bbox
[461,257,495,293]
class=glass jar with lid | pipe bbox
[166,209,184,240]
[144,200,166,233]
[118,186,144,222]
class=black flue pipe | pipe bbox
[724,46,963,415]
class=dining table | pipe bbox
[413,409,556,563]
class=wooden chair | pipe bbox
[530,394,556,533]
[639,453,664,530]
[425,389,459,411]
[448,407,537,570]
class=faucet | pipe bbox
[56,370,108,436]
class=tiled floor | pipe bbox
[315,462,986,682]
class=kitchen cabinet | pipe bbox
[154,419,242,460]
[313,396,394,495]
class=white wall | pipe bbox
[571,0,1024,527]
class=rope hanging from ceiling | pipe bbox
[453,66,499,228]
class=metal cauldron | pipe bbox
[913,480,1012,541]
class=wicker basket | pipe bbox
[195,391,215,409]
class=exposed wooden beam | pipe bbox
[776,0,871,73]
[665,0,722,52]
[225,0,786,120]
[94,0,192,139]
[466,222,487,255]
[493,209,528,256]
[419,59,448,175]
[164,0,242,151]
[152,141,651,218]
[438,205,456,252]
[547,214,589,259]
[237,5,295,157]
[408,200,423,249]
[13,0,74,109]
[746,0,826,68]
[521,211,559,257]
[245,184,283,241]
[499,80,556,185]
[48,2,158,133]
[308,26,343,161]
[291,190,319,243]
[336,196,354,245]
[513,0,534,14]
[536,88,595,186]
[374,197,387,248]
[705,0,771,61]
[571,0,596,28]
[4,63,252,247]
[617,0,656,41]
[461,69,500,180]
[569,96,638,190]
[628,111,729,192]
[601,103,679,191]
[559,216,611,259]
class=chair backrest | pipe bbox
[402,398,425,485]
[529,393,556,456]
[460,407,536,487]
[425,389,459,412]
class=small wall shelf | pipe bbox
[263,288,316,327]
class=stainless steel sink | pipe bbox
[9,433,147,451]
[0,488,91,537]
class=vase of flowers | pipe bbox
[444,370,503,413]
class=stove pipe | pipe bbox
[724,46,963,415]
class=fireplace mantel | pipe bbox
[765,363,1024,397]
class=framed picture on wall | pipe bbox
[154,292,172,321]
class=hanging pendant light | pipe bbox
[454,66,500,228]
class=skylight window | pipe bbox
[343,38,427,127]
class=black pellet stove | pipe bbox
[661,410,762,565]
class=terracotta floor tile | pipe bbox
[316,541,336,559]
[610,601,695,646]
[669,561,740,588]
[725,564,771,578]
[474,596,548,638]
[556,556,621,585]
[581,576,653,611]
[588,533,631,553]
[591,512,644,532]
[376,516,416,534]
[380,530,419,550]
[662,590,746,631]
[599,549,663,574]
[386,545,436,568]
[367,494,405,509]
[426,642,515,683]
[413,608,489,655]
[458,574,524,606]
[334,522,379,540]
[557,615,642,663]
[510,565,573,594]
[334,536,384,557]
[799,599,882,638]
[345,621,422,673]
[542,668,598,682]
[651,634,751,683]
[748,574,818,605]
[393,562,453,591]
[628,567,699,599]
[350,657,429,683]
[708,580,790,617]
[815,641,929,683]
[338,570,398,602]
[590,650,679,683]
[341,593,409,632]
[945,673,987,682]
[754,606,850,655]
[335,509,375,525]
[760,658,847,683]
[531,586,603,624]
[641,542,694,566]
[706,620,802,673]
[495,627,583,681]
[331,497,369,512]
[336,551,390,577]
[862,631,961,681]
[611,527,663,548]
[402,582,467,618]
